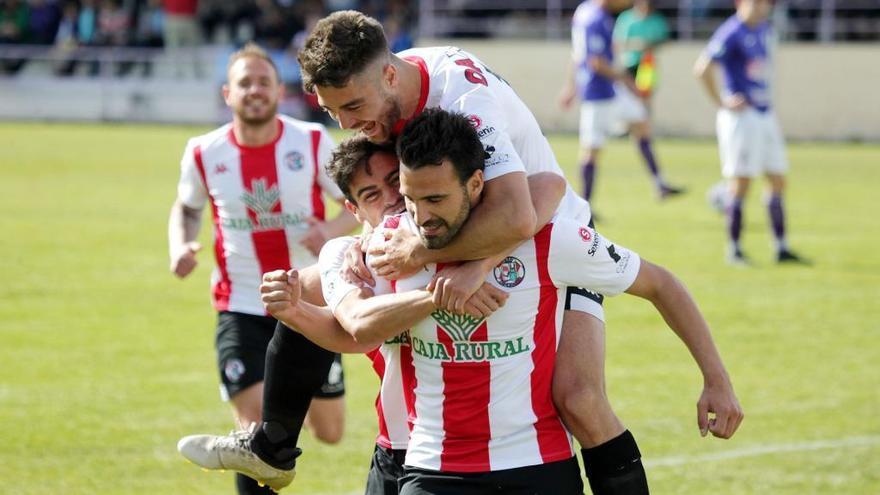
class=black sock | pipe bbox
[581,430,649,495]
[235,473,275,495]
[250,322,335,469]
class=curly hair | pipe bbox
[325,135,397,204]
[396,108,486,185]
[298,11,389,93]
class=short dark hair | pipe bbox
[325,135,397,204]
[396,108,486,184]
[298,11,389,93]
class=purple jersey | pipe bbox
[572,1,615,101]
[706,15,773,112]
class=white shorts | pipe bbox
[579,83,647,149]
[716,108,788,178]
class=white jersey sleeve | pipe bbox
[446,90,526,182]
[315,127,345,200]
[548,218,641,296]
[319,236,362,312]
[176,138,208,209]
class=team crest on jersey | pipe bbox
[284,151,305,171]
[494,256,525,287]
[224,358,245,383]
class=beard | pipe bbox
[419,187,471,249]
[367,94,403,144]
[236,98,278,127]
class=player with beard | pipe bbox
[177,12,741,495]
[168,42,359,495]
[257,109,741,494]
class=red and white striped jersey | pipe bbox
[177,115,343,315]
[319,236,416,450]
[396,46,591,222]
[374,213,641,472]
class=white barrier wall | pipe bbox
[1,41,877,141]
[426,39,880,141]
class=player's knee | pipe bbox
[552,374,608,418]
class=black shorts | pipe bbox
[215,311,345,400]
[398,457,583,495]
[365,445,407,495]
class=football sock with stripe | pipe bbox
[727,197,744,252]
[637,138,662,185]
[250,322,335,469]
[581,430,649,495]
[581,159,596,202]
[767,193,787,251]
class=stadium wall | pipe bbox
[427,40,880,142]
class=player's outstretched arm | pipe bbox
[625,261,744,439]
[168,198,203,278]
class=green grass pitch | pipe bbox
[1,121,878,494]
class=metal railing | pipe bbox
[416,0,880,41]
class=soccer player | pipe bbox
[693,0,807,265]
[181,135,511,494]
[263,109,742,494]
[559,0,683,206]
[180,11,741,495]
[168,42,358,495]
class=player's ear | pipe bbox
[466,170,484,200]
[221,84,231,105]
[383,61,397,90]
[344,199,365,223]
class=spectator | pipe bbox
[27,0,61,45]
[134,0,164,76]
[0,0,29,73]
[52,0,80,75]
[164,0,203,77]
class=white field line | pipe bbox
[645,435,880,468]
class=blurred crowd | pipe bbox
[0,0,415,75]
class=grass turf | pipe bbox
[0,121,877,494]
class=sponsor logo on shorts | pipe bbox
[587,231,601,256]
[224,358,246,383]
[284,151,305,171]
[579,227,592,242]
[494,256,525,287]
[606,244,633,273]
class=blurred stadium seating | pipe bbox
[0,0,877,137]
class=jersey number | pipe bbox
[455,58,488,87]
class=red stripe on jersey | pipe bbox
[400,332,417,434]
[194,145,231,311]
[392,56,430,136]
[238,139,292,311]
[531,223,571,461]
[309,130,326,221]
[439,320,491,472]
[367,348,393,448]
